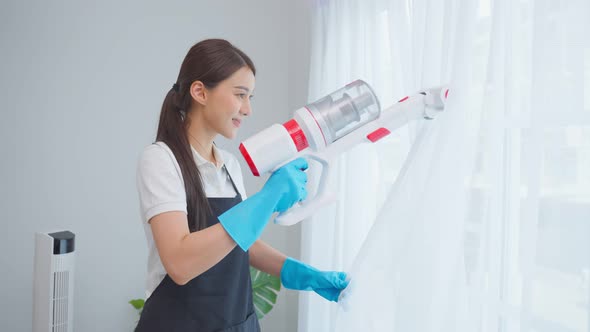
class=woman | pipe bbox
[135,39,349,331]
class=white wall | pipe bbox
[0,0,312,331]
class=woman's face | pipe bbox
[202,67,255,140]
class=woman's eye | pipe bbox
[236,94,246,99]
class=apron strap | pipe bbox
[223,164,241,198]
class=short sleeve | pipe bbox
[136,143,187,223]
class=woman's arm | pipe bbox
[248,240,287,277]
[150,211,236,285]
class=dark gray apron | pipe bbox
[136,165,260,332]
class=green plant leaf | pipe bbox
[254,292,274,314]
[255,284,278,303]
[250,267,281,319]
[129,299,145,311]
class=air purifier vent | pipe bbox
[52,270,69,331]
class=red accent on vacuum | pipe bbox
[239,143,260,176]
[366,127,391,143]
[283,119,310,152]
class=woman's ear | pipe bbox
[190,81,207,106]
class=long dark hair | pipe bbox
[156,39,256,232]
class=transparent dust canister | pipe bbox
[305,80,381,144]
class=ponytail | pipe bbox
[157,87,211,231]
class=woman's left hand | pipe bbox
[280,257,349,302]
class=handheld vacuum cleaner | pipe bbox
[239,80,448,226]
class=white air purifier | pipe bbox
[33,231,76,332]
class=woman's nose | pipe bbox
[240,100,252,117]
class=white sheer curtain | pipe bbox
[298,0,590,331]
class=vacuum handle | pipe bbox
[274,153,337,226]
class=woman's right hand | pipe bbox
[218,157,309,251]
[262,158,308,213]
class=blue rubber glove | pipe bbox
[219,158,308,251]
[280,257,349,302]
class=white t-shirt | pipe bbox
[136,141,248,298]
